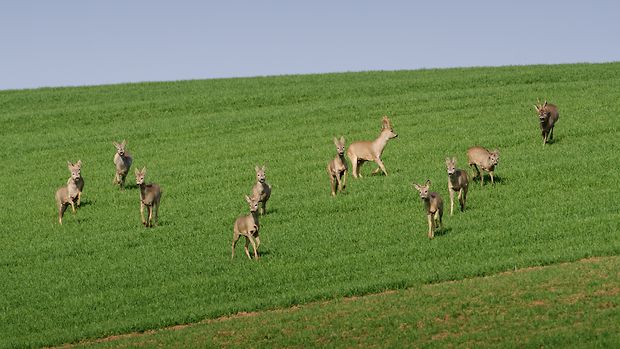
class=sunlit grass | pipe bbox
[1,62,619,347]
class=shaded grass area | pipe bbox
[68,256,620,348]
[1,63,619,347]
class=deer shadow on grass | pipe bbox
[470,174,505,186]
[434,226,452,238]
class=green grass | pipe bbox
[1,63,619,348]
[68,256,620,348]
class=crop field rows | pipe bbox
[1,62,619,347]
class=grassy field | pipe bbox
[68,256,620,348]
[1,63,619,347]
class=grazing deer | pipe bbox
[252,165,271,215]
[55,161,83,224]
[113,140,133,188]
[232,195,261,260]
[347,115,398,178]
[135,167,162,227]
[327,136,348,196]
[413,180,443,239]
[534,99,559,145]
[445,157,468,215]
[467,146,499,187]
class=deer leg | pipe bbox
[373,157,388,176]
[470,164,480,181]
[77,191,82,206]
[459,189,466,211]
[254,234,261,251]
[261,201,267,215]
[140,202,146,226]
[232,232,240,259]
[480,170,485,187]
[437,210,443,232]
[350,156,358,178]
[335,172,342,193]
[449,188,455,216]
[427,214,433,239]
[341,169,347,190]
[70,200,76,214]
[329,174,336,196]
[58,203,67,225]
[148,206,154,227]
[549,126,554,141]
[154,203,159,225]
[248,235,259,260]
[244,237,251,259]
[490,171,495,186]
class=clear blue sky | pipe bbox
[1,0,619,90]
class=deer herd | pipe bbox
[54,99,559,259]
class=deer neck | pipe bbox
[372,130,391,156]
[422,197,433,212]
[250,210,260,225]
[139,183,147,200]
[448,172,459,186]
[337,153,346,165]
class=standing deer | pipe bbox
[327,136,348,196]
[534,99,559,145]
[347,115,398,178]
[232,195,261,260]
[55,161,83,224]
[67,160,84,206]
[252,165,271,215]
[445,157,468,215]
[467,146,499,187]
[113,140,133,189]
[413,180,443,239]
[135,167,162,227]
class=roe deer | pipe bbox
[135,167,161,227]
[445,157,468,215]
[327,136,348,196]
[534,99,559,145]
[252,165,271,215]
[347,115,398,178]
[467,146,499,187]
[232,195,261,260]
[113,140,133,188]
[67,160,84,206]
[413,180,443,239]
[55,161,83,224]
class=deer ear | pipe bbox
[67,161,73,168]
[76,160,82,167]
[255,165,260,172]
[425,179,431,186]
[452,157,457,163]
[135,168,140,175]
[340,136,345,144]
[413,183,420,190]
[112,141,118,147]
[245,195,251,203]
[122,139,127,145]
[543,100,547,107]
[333,137,338,145]
[533,105,539,112]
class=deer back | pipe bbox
[141,183,161,206]
[467,146,498,171]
